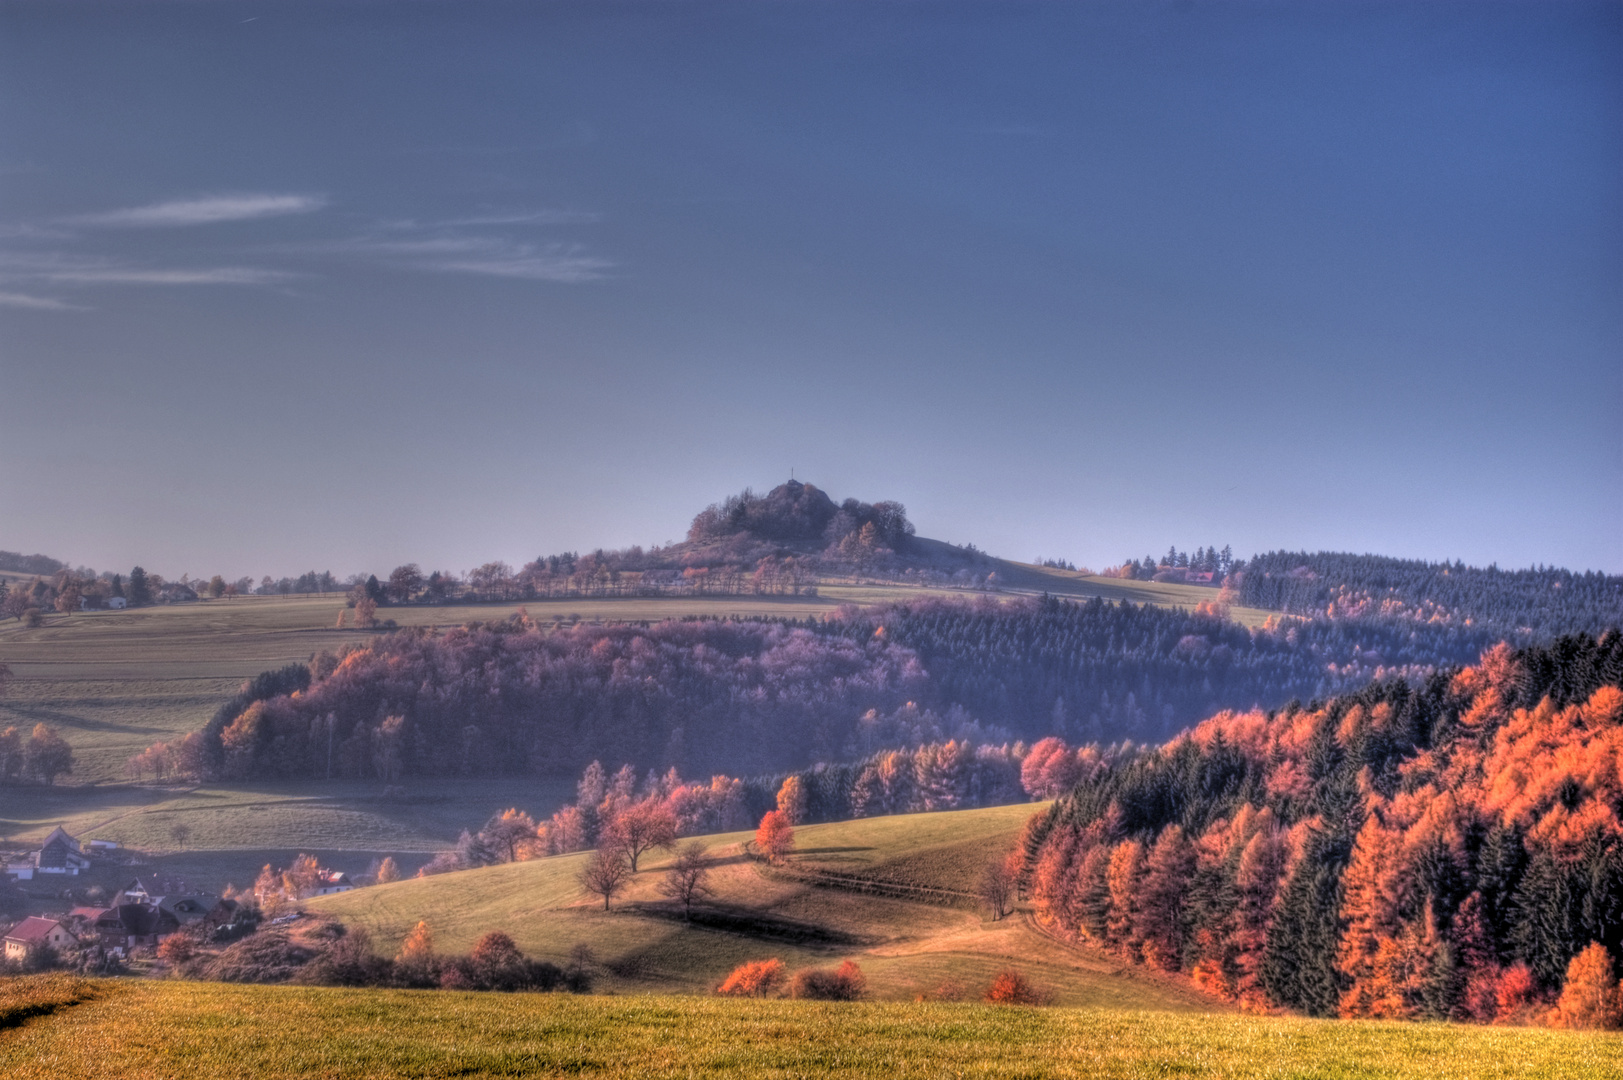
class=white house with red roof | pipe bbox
[3,916,75,961]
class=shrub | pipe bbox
[984,969,1048,1005]
[717,958,786,998]
[789,960,866,1001]
[200,932,317,984]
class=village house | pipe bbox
[4,827,92,880]
[311,870,354,896]
[4,916,75,962]
[94,903,180,951]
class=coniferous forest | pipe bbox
[1233,551,1621,637]
[1022,632,1623,1021]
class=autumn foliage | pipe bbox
[1025,632,1623,1026]
[756,810,795,865]
[717,958,786,998]
[984,969,1048,1005]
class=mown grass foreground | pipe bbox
[2,978,1617,1079]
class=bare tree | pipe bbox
[578,845,632,911]
[979,855,1016,921]
[659,842,713,919]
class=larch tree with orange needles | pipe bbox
[756,809,795,865]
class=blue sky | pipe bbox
[1,1,1618,579]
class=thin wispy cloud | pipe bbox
[0,290,83,310]
[70,193,326,228]
[0,253,294,288]
[40,266,293,286]
[287,230,611,282]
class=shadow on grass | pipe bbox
[626,901,870,948]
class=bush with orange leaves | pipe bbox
[983,969,1049,1005]
[788,960,866,1001]
[717,958,786,998]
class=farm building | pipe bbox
[94,904,180,950]
[4,827,92,879]
[3,917,75,961]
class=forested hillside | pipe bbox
[132,594,1521,785]
[1023,632,1623,1023]
[1234,551,1622,637]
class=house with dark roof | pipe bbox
[94,904,180,950]
[4,917,75,961]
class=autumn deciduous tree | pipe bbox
[578,845,632,910]
[755,810,795,865]
[482,808,541,863]
[0,726,22,783]
[23,723,73,785]
[398,920,434,961]
[607,799,678,872]
[1550,943,1623,1030]
[354,597,378,628]
[717,958,786,997]
[376,857,402,884]
[776,775,808,825]
[979,852,1019,921]
[659,841,713,919]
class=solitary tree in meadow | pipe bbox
[660,841,714,919]
[578,845,632,911]
[169,822,192,850]
[755,810,795,865]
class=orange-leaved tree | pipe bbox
[1550,943,1623,1030]
[717,958,786,997]
[756,809,795,865]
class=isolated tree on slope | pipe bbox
[756,810,795,865]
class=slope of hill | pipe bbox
[310,802,1211,1009]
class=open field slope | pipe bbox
[1,977,1617,1079]
[310,803,1212,1009]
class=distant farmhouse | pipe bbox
[4,827,91,880]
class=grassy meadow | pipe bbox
[1,977,1616,1079]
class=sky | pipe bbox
[0,0,1618,580]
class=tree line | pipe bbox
[1232,550,1622,638]
[129,594,1533,785]
[1021,631,1623,1027]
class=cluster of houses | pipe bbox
[1,827,355,966]
[3,877,245,962]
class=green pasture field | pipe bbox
[1,977,1615,1079]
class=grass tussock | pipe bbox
[0,980,1618,1079]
